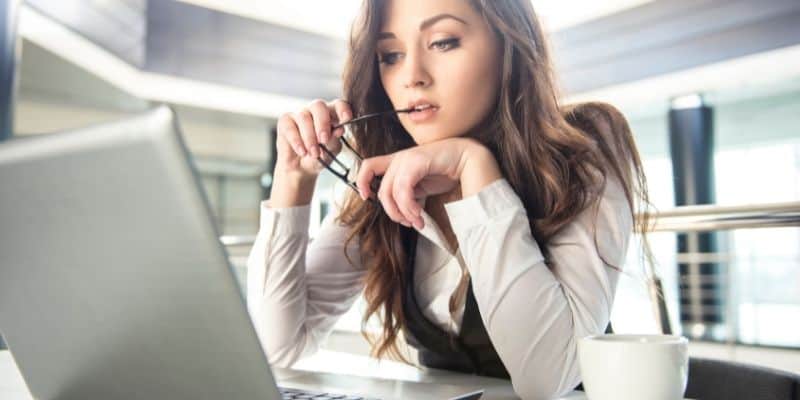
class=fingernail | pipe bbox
[298,147,307,156]
[320,131,328,143]
[343,111,352,121]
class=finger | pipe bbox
[326,131,342,153]
[394,170,424,229]
[330,99,353,138]
[317,138,337,166]
[292,110,319,159]
[356,155,392,200]
[378,163,407,226]
[308,99,332,144]
[277,113,306,157]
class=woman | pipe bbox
[247,0,652,399]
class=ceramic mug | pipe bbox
[578,334,689,400]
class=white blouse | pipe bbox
[246,176,633,400]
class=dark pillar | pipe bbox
[1,0,18,141]
[261,125,278,200]
[1,0,20,351]
[669,94,723,341]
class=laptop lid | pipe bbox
[0,106,282,399]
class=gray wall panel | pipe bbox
[145,0,345,101]
[552,0,800,94]
[25,0,147,66]
[557,1,796,68]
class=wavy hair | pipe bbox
[335,0,655,362]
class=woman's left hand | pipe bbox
[355,137,486,230]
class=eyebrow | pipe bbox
[377,13,467,41]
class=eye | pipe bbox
[378,52,402,65]
[429,38,460,51]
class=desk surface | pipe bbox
[0,349,587,400]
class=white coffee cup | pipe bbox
[577,334,689,400]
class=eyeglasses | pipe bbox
[316,108,412,203]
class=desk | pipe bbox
[0,349,588,399]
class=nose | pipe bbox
[402,48,431,89]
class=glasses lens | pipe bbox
[318,145,349,179]
[339,127,363,160]
[321,121,376,195]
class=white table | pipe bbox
[1,349,589,399]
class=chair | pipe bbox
[686,357,800,400]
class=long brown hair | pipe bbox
[335,0,654,362]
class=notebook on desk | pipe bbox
[0,106,484,400]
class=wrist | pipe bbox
[458,139,503,198]
[274,161,318,183]
[269,166,318,208]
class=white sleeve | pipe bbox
[443,177,632,400]
[246,200,365,368]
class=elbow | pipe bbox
[509,342,582,400]
[265,347,301,368]
[259,332,311,369]
[248,308,313,369]
[511,369,581,400]
[518,387,577,400]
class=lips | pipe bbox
[406,104,439,123]
[407,99,439,113]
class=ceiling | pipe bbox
[174,0,655,38]
[19,0,800,122]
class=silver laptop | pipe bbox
[0,106,484,400]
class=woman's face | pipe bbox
[376,0,502,145]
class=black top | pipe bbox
[401,228,510,378]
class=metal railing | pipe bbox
[220,200,800,339]
[220,201,800,247]
[641,201,800,233]
[221,235,257,247]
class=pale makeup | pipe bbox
[376,0,503,145]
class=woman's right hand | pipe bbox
[275,99,354,178]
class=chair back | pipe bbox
[686,357,800,400]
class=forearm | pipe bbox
[246,191,368,367]
[443,183,592,400]
[442,175,629,400]
[246,200,312,366]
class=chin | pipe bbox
[406,127,448,145]
[408,134,439,146]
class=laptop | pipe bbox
[0,106,484,400]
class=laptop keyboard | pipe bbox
[278,386,381,400]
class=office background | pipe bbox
[1,0,799,370]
